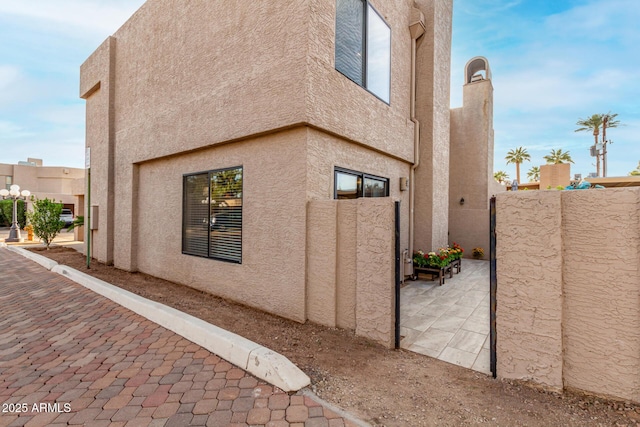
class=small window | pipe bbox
[335,0,391,103]
[183,166,243,263]
[334,167,388,199]
[5,176,12,190]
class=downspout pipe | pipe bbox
[408,7,426,277]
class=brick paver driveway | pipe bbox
[0,248,357,426]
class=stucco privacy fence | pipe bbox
[496,187,640,403]
[306,198,396,348]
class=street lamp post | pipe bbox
[0,184,31,243]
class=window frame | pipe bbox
[182,166,243,264]
[335,0,391,104]
[334,167,389,199]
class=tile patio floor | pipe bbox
[400,259,491,374]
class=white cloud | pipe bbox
[0,0,146,39]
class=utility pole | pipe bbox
[602,116,608,177]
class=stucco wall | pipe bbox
[305,0,415,162]
[413,0,453,251]
[496,189,640,402]
[562,189,640,401]
[80,36,115,264]
[80,0,437,269]
[79,0,452,333]
[496,191,563,389]
[306,128,410,253]
[449,78,497,257]
[135,129,308,323]
[539,163,571,189]
[0,164,83,204]
[307,198,396,348]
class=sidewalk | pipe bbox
[0,247,365,426]
[0,228,83,251]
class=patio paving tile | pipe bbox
[401,259,490,373]
[0,247,364,426]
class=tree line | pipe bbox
[494,112,632,184]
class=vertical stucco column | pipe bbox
[306,200,338,327]
[449,65,495,255]
[495,191,563,390]
[80,36,116,265]
[413,0,453,250]
[355,199,395,349]
[113,163,139,271]
[562,189,640,401]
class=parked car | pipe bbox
[60,209,74,227]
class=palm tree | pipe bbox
[493,170,509,184]
[576,112,621,177]
[544,149,574,164]
[601,112,620,177]
[575,114,603,175]
[527,166,540,182]
[505,147,530,184]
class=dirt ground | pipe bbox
[30,246,640,426]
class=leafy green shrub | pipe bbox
[27,198,64,249]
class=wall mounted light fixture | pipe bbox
[459,197,465,205]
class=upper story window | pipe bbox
[334,167,389,199]
[183,166,243,263]
[5,176,12,190]
[335,0,391,103]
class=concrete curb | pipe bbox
[50,264,311,392]
[299,389,372,427]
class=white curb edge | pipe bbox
[50,264,311,392]
[3,247,310,391]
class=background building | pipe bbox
[0,157,83,214]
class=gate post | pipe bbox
[490,196,497,378]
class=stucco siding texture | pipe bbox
[80,37,115,264]
[496,191,563,389]
[135,130,308,323]
[306,199,395,348]
[448,209,489,260]
[355,199,396,348]
[497,188,640,402]
[449,80,495,257]
[413,0,452,251]
[540,163,571,189]
[336,202,358,330]
[305,0,414,162]
[306,200,338,327]
[110,0,308,164]
[306,129,410,253]
[562,189,640,401]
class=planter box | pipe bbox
[412,259,461,286]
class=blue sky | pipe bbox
[1,0,638,179]
[451,0,640,179]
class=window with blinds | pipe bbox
[182,166,243,263]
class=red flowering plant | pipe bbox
[413,249,451,268]
[449,242,464,260]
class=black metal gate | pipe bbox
[394,201,401,349]
[489,196,497,378]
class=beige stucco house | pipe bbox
[0,157,84,217]
[80,0,494,341]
